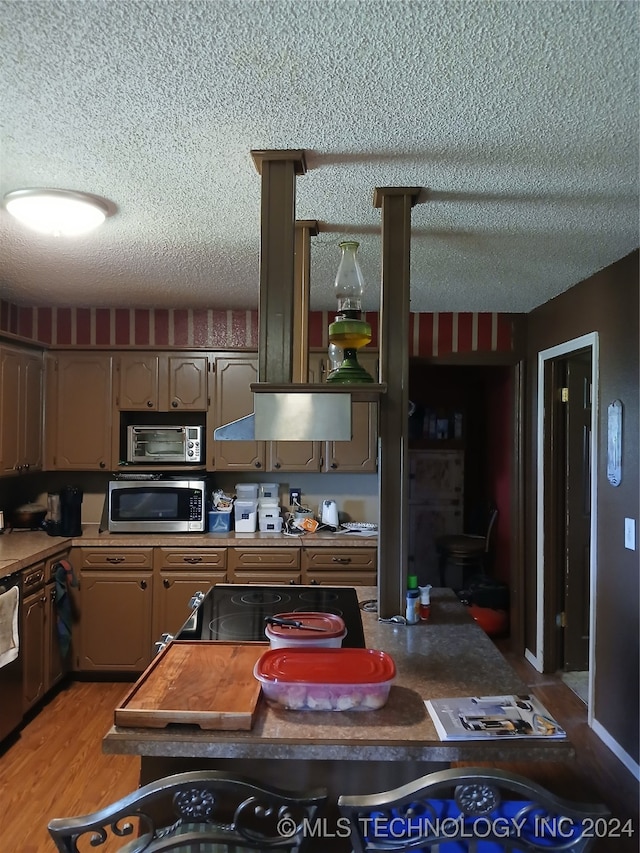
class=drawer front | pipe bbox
[22,561,46,592]
[46,550,72,582]
[304,570,377,586]
[154,548,227,570]
[228,548,300,571]
[302,548,376,572]
[230,570,301,585]
[79,548,154,569]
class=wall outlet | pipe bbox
[624,518,636,550]
[289,488,301,506]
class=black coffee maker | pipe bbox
[59,485,83,537]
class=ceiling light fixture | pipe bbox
[3,188,115,236]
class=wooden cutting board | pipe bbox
[115,641,267,730]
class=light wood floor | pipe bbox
[1,659,638,853]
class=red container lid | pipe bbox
[265,612,346,641]
[255,648,396,684]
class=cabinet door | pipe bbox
[268,440,320,472]
[45,583,65,691]
[79,571,153,671]
[409,450,464,503]
[153,572,224,639]
[0,346,21,475]
[117,353,159,410]
[308,352,378,473]
[45,353,113,470]
[22,350,43,471]
[22,590,46,711]
[210,354,265,471]
[324,401,377,472]
[167,354,209,410]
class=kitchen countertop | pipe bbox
[103,587,574,765]
[0,525,377,578]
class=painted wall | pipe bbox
[0,305,514,357]
[525,250,639,767]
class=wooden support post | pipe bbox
[374,187,422,618]
[251,150,307,384]
[293,220,318,383]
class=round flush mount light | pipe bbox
[3,188,115,236]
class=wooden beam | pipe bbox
[374,187,422,618]
[292,220,318,383]
[251,150,307,384]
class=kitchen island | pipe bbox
[103,588,574,807]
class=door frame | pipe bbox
[528,332,599,720]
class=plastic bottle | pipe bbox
[419,584,432,621]
[405,575,420,624]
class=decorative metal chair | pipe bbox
[48,770,327,852]
[436,505,499,589]
[338,766,609,852]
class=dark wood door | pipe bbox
[562,352,592,672]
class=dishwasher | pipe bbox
[0,570,23,744]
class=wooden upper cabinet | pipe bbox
[209,353,265,471]
[0,344,43,476]
[117,353,209,411]
[44,352,113,471]
[307,351,378,473]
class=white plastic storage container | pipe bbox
[265,613,346,648]
[235,483,259,501]
[234,500,257,532]
[259,515,283,533]
[260,483,279,499]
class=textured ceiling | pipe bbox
[0,0,638,314]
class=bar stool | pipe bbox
[436,505,498,589]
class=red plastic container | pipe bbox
[254,647,395,711]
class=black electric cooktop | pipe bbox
[175,584,366,649]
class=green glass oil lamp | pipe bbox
[326,240,374,383]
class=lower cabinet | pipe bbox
[76,548,154,672]
[153,548,227,640]
[70,543,377,673]
[302,547,377,586]
[22,563,46,712]
[22,549,71,712]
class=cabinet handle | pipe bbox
[106,556,125,563]
[254,461,262,468]
[274,462,281,469]
[331,556,351,564]
[147,400,153,407]
[171,400,178,408]
[183,556,202,564]
[163,578,171,588]
[99,461,106,468]
[140,580,147,590]
[310,578,319,584]
[330,462,337,469]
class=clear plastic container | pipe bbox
[260,483,279,499]
[235,483,259,500]
[234,500,257,532]
[254,648,395,711]
[265,612,346,649]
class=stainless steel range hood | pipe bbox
[214,149,385,442]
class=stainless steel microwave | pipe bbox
[108,479,206,532]
[127,425,202,464]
